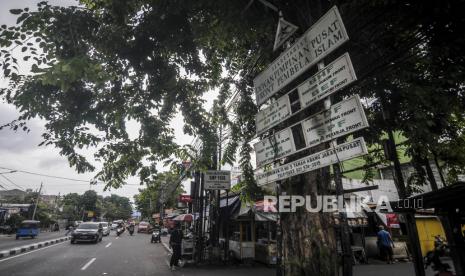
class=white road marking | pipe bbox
[115,237,119,240]
[0,241,65,263]
[81,257,96,270]
[165,259,171,268]
[105,242,112,248]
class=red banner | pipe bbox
[179,195,192,203]
[386,213,400,229]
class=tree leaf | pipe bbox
[16,13,29,24]
[9,9,23,15]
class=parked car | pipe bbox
[101,222,110,236]
[111,220,123,230]
[161,227,169,236]
[110,222,118,230]
[71,222,103,244]
[137,221,151,233]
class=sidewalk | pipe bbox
[354,259,455,276]
[161,235,451,276]
[160,235,275,276]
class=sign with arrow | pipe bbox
[273,15,298,51]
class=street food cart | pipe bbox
[228,220,255,261]
[227,200,278,263]
[173,214,195,261]
[255,225,277,265]
[254,201,278,265]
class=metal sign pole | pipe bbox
[225,189,229,262]
[275,180,283,276]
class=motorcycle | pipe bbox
[151,230,161,243]
[424,236,455,276]
[129,228,134,236]
[116,226,125,236]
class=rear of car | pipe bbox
[111,222,118,230]
[137,221,151,233]
[101,222,110,236]
[111,220,122,230]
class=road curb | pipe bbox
[161,241,173,254]
[0,236,70,259]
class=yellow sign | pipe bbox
[87,211,94,217]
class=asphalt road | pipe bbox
[0,230,275,276]
[4,230,440,276]
[0,230,67,251]
[0,231,171,276]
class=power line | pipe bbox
[0,174,26,191]
[0,166,141,186]
[0,178,9,190]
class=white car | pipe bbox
[111,222,119,230]
[101,222,110,236]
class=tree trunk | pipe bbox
[275,1,336,275]
[280,169,337,275]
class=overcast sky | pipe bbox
[0,0,215,200]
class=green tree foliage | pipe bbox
[101,194,132,221]
[0,0,271,190]
[134,171,184,219]
[61,192,82,221]
[60,191,132,221]
[80,190,99,215]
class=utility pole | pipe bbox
[54,192,60,222]
[380,95,425,276]
[32,182,43,221]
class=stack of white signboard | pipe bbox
[253,6,369,186]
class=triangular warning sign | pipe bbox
[273,16,298,51]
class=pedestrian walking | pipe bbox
[377,225,395,264]
[65,225,74,236]
[169,223,183,271]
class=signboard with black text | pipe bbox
[254,95,368,168]
[204,170,231,190]
[255,53,356,135]
[302,95,368,147]
[254,128,296,168]
[256,137,368,186]
[254,6,348,106]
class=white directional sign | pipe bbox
[254,128,295,168]
[302,95,368,147]
[255,53,356,135]
[204,170,231,190]
[298,53,356,108]
[254,95,368,168]
[254,6,348,106]
[256,96,291,136]
[256,137,368,186]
